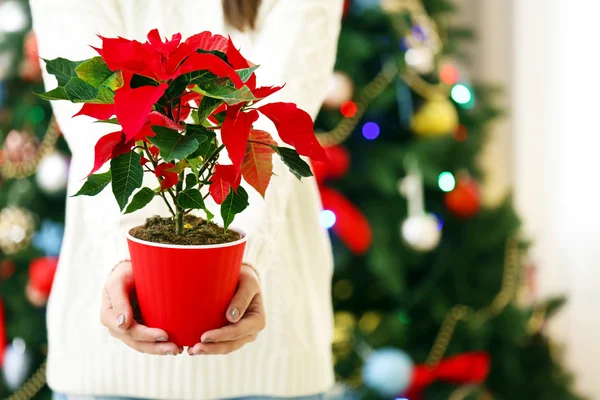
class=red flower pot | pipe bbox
[126,229,247,347]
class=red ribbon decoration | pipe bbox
[312,146,372,255]
[404,352,490,400]
[0,298,6,366]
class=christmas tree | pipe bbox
[0,0,67,398]
[315,0,584,399]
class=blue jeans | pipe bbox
[53,393,326,400]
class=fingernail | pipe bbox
[202,338,213,343]
[117,314,126,327]
[229,308,239,321]
[156,336,168,342]
[165,351,175,356]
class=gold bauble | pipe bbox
[411,96,459,137]
[0,207,35,254]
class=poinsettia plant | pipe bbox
[37,29,326,234]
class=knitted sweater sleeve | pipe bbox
[236,0,343,276]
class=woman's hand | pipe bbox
[100,261,182,355]
[188,264,266,355]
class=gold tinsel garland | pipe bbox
[1,118,58,399]
[426,238,521,366]
[5,362,46,400]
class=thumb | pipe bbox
[227,267,260,323]
[106,262,135,330]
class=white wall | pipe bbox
[513,0,600,397]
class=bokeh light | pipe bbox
[451,84,472,104]
[438,171,456,192]
[411,25,426,41]
[440,64,459,85]
[30,106,45,124]
[340,100,358,118]
[362,122,380,140]
[320,210,337,229]
[0,1,28,33]
[453,124,468,142]
[433,212,444,231]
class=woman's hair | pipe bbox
[222,0,262,31]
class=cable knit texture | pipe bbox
[29,0,342,398]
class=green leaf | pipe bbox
[124,187,155,214]
[221,186,249,231]
[185,173,198,189]
[94,118,120,125]
[130,74,159,88]
[111,152,144,211]
[165,160,190,173]
[44,57,83,85]
[37,57,116,104]
[177,189,206,209]
[273,147,313,180]
[72,171,111,197]
[186,124,215,159]
[193,78,258,105]
[196,96,223,122]
[197,49,227,61]
[75,57,116,88]
[236,65,259,82]
[36,87,70,101]
[148,126,200,162]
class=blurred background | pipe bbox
[0,0,597,399]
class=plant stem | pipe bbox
[142,142,176,218]
[197,144,225,182]
[174,172,185,235]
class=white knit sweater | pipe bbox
[30,0,342,398]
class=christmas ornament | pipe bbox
[0,207,35,255]
[404,352,490,400]
[27,256,58,307]
[0,298,6,366]
[362,348,414,397]
[399,160,441,251]
[35,151,70,195]
[33,219,64,256]
[411,96,458,137]
[3,129,39,163]
[2,338,32,391]
[445,176,481,218]
[401,214,441,252]
[323,72,354,110]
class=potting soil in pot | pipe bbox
[129,215,241,245]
